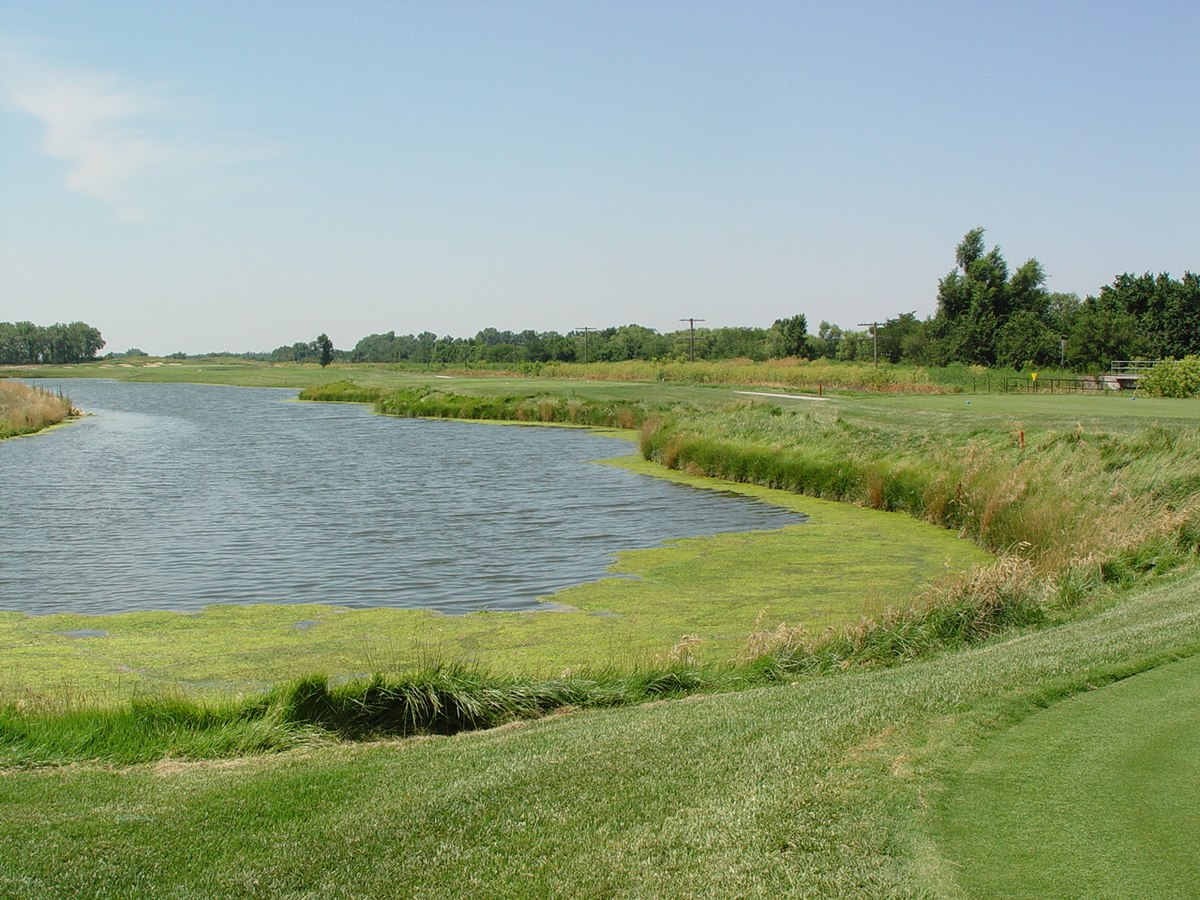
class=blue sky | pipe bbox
[1,1,1196,355]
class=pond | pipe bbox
[0,380,801,615]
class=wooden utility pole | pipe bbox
[858,321,883,366]
[575,326,594,364]
[679,317,706,362]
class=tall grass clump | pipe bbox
[0,692,308,767]
[298,380,385,403]
[640,402,1200,570]
[272,664,717,739]
[1,662,743,766]
[305,382,677,429]
[0,380,77,438]
[539,358,949,393]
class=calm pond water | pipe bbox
[1,380,801,615]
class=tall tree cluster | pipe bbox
[0,321,105,365]
[925,228,1061,368]
[810,229,1197,371]
[1067,272,1200,368]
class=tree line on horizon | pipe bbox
[280,229,1194,372]
[0,321,106,365]
[5,230,1194,372]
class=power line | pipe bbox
[679,317,706,362]
[575,326,594,364]
[858,321,883,367]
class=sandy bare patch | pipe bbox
[734,390,830,402]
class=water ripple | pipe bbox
[0,380,802,615]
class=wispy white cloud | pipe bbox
[1,47,274,221]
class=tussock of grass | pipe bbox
[302,381,669,429]
[639,402,1200,568]
[0,663,738,766]
[0,380,77,438]
[0,693,312,767]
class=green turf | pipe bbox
[2,561,1198,897]
[869,389,1200,425]
[933,652,1200,898]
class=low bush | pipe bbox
[1139,356,1200,398]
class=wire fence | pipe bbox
[999,376,1118,394]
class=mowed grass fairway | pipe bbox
[3,359,1200,896]
[935,652,1200,899]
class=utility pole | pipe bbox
[679,317,706,362]
[575,326,593,364]
[858,321,883,367]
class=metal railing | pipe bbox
[1109,360,1160,375]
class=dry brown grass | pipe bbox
[0,381,76,438]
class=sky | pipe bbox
[1,1,1196,356]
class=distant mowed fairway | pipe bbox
[935,652,1200,898]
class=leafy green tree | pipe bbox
[604,324,671,361]
[1045,292,1081,338]
[996,310,1058,369]
[1067,297,1145,370]
[932,228,1052,365]
[315,334,334,367]
[814,321,843,358]
[877,312,925,364]
[1007,259,1049,318]
[705,326,772,361]
[769,314,809,358]
[955,227,986,271]
[1098,272,1200,360]
[835,329,869,361]
[0,320,104,363]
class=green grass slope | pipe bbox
[3,567,1198,897]
[934,651,1200,899]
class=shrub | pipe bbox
[1139,357,1200,398]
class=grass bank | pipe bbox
[0,380,77,438]
[0,460,986,700]
[2,565,1198,896]
[298,381,665,429]
[641,397,1200,570]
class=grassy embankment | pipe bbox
[3,360,1200,894]
[1,565,1198,896]
[0,380,76,439]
